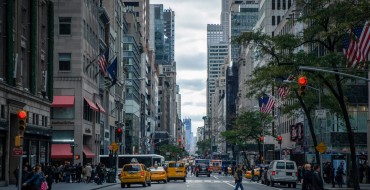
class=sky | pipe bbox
[150,0,222,135]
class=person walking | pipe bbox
[85,163,92,184]
[22,165,45,190]
[312,165,324,190]
[302,164,313,190]
[44,163,54,190]
[234,165,244,190]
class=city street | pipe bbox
[0,173,299,190]
[95,173,300,190]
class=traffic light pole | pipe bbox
[17,135,23,190]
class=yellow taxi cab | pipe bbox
[149,165,167,183]
[119,159,151,188]
[166,161,186,182]
[245,168,260,180]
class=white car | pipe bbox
[266,160,297,188]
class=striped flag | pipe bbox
[259,96,275,113]
[98,48,109,76]
[264,97,275,114]
[278,86,289,98]
[343,21,370,68]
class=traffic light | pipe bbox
[298,76,307,96]
[260,136,264,143]
[277,135,282,144]
[75,155,80,160]
[116,127,122,142]
[17,110,27,134]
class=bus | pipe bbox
[99,154,165,168]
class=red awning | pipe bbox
[96,103,106,113]
[83,145,96,158]
[51,144,73,159]
[52,96,74,107]
[84,98,99,111]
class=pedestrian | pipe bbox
[234,165,244,190]
[14,166,19,187]
[312,165,324,190]
[22,165,45,190]
[335,166,344,188]
[85,163,92,183]
[44,163,54,190]
[76,163,82,183]
[330,164,335,188]
[302,164,313,190]
[250,167,255,182]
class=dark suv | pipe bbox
[195,159,211,177]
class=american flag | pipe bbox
[264,97,275,114]
[259,96,275,113]
[278,86,289,98]
[98,48,109,76]
[343,22,370,68]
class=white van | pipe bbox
[266,160,297,188]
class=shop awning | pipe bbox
[83,145,96,158]
[51,144,73,159]
[84,98,99,111]
[96,103,106,113]
[52,96,74,107]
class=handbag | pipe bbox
[40,181,48,190]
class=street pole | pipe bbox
[17,135,23,190]
[279,143,282,160]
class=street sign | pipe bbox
[316,142,327,153]
[315,109,326,119]
[12,147,23,157]
[111,142,119,152]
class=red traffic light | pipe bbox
[298,76,307,86]
[260,136,264,142]
[18,110,27,120]
[75,155,80,160]
[116,128,122,134]
[277,135,282,141]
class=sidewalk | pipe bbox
[324,183,370,190]
[0,181,118,190]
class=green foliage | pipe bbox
[196,139,211,155]
[158,144,185,160]
[221,111,273,146]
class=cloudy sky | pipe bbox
[150,0,222,134]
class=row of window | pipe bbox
[271,0,292,10]
[272,15,282,26]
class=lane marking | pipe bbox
[213,176,219,179]
[224,182,235,187]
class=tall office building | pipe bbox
[0,0,53,185]
[183,118,192,151]
[163,9,175,64]
[206,24,228,117]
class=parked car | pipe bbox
[266,160,297,188]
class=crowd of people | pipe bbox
[14,162,109,190]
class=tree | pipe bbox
[236,1,370,189]
[158,144,184,161]
[221,111,273,164]
[196,139,211,157]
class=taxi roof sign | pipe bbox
[130,158,139,163]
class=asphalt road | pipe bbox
[100,173,301,190]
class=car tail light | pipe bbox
[271,171,276,175]
[141,171,145,176]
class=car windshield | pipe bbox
[123,165,141,171]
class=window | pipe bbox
[277,16,281,24]
[283,0,286,9]
[52,107,74,119]
[276,162,286,169]
[286,162,295,170]
[59,17,71,35]
[59,53,71,71]
[277,0,281,10]
[288,0,292,9]
[83,100,93,122]
[272,0,275,10]
[272,16,275,26]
